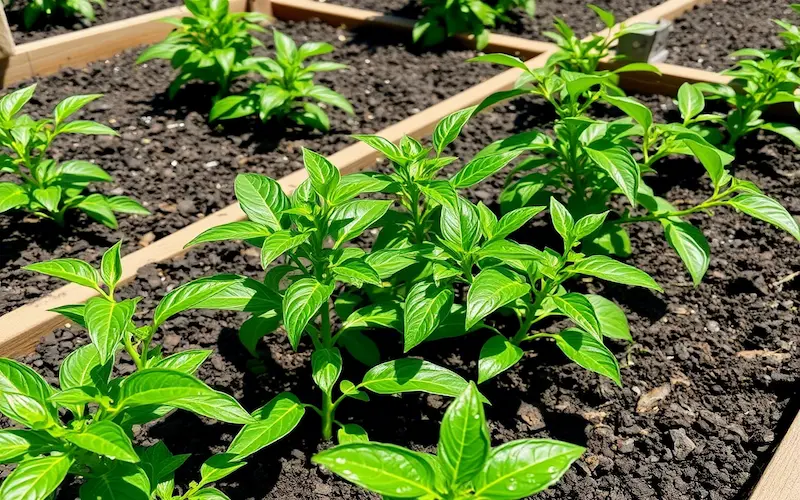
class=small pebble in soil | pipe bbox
[670,428,697,460]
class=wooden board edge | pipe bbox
[749,409,800,500]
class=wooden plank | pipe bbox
[0,8,15,58]
[750,410,800,500]
[248,0,272,16]
[0,0,248,87]
[270,0,552,57]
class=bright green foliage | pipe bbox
[694,10,800,151]
[137,0,270,100]
[210,29,353,131]
[313,382,584,499]
[544,4,659,75]
[467,13,800,287]
[413,0,536,50]
[8,244,300,499]
[181,148,477,441]
[0,85,149,228]
[13,0,105,30]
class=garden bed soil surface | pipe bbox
[5,92,798,499]
[326,0,664,41]
[6,0,184,44]
[665,0,795,71]
[0,18,499,315]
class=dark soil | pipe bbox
[666,0,796,71]
[7,0,184,44]
[329,0,663,40]
[0,18,498,315]
[5,91,798,499]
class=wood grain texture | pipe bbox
[0,0,248,87]
[749,411,800,500]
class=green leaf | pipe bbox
[492,206,544,241]
[0,455,72,500]
[23,258,100,289]
[101,240,123,290]
[312,348,343,395]
[154,349,212,375]
[584,143,639,207]
[118,369,252,424]
[302,148,340,199]
[228,392,305,460]
[59,120,118,136]
[729,193,800,240]
[108,196,149,215]
[440,197,481,252]
[329,200,392,248]
[468,53,530,72]
[0,430,54,463]
[603,94,652,129]
[78,194,118,228]
[760,122,800,148]
[55,160,112,183]
[234,173,289,231]
[54,94,102,124]
[238,311,280,357]
[80,463,150,500]
[451,151,520,189]
[49,385,102,407]
[154,274,279,327]
[553,329,621,385]
[0,183,29,213]
[186,221,272,247]
[66,421,139,463]
[466,268,530,330]
[472,439,584,498]
[586,295,631,341]
[664,220,710,286]
[338,331,381,366]
[282,278,335,350]
[60,344,111,391]
[332,259,382,287]
[438,382,490,486]
[570,255,662,291]
[587,3,615,27]
[549,197,574,243]
[551,293,601,339]
[361,359,471,398]
[683,138,730,188]
[312,443,437,498]
[573,212,609,240]
[190,488,230,500]
[329,173,394,205]
[84,297,136,363]
[341,302,403,333]
[337,423,369,444]
[478,335,524,384]
[677,83,705,121]
[306,85,353,114]
[352,135,405,164]
[433,106,476,155]
[199,454,245,485]
[0,358,56,428]
[0,85,36,120]
[403,280,454,352]
[260,230,310,269]
[32,187,61,213]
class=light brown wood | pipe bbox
[749,410,800,500]
[609,61,731,96]
[248,0,272,16]
[0,8,15,59]
[0,0,248,86]
[269,0,553,57]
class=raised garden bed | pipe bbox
[0,18,499,315]
[6,0,184,44]
[9,91,798,499]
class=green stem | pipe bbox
[123,335,143,371]
[321,391,334,440]
[611,200,728,225]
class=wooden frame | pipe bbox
[0,0,797,497]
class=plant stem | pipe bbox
[321,391,334,440]
[123,335,143,371]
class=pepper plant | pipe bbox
[0,85,149,228]
[176,148,484,442]
[3,243,299,499]
[468,50,800,286]
[209,29,352,132]
[11,0,104,29]
[413,0,536,50]
[137,0,269,100]
[314,382,584,499]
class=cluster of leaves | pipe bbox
[139,0,352,131]
[413,0,536,50]
[3,243,306,499]
[467,7,800,287]
[11,0,104,30]
[209,29,354,132]
[0,85,149,228]
[314,383,584,499]
[137,0,269,100]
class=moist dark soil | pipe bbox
[5,92,798,499]
[328,0,663,40]
[665,0,795,71]
[7,0,184,44]
[0,18,499,315]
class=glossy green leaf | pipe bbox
[54,94,102,124]
[438,382,490,486]
[282,278,335,350]
[312,348,343,395]
[403,280,454,352]
[466,268,530,330]
[186,221,272,247]
[0,430,54,463]
[760,122,800,148]
[549,197,574,243]
[228,392,305,459]
[603,94,652,129]
[586,295,631,341]
[65,421,139,463]
[664,220,710,286]
[729,193,800,240]
[0,183,29,213]
[260,230,309,269]
[553,329,621,385]
[0,358,57,428]
[200,453,245,485]
[492,206,544,241]
[100,240,123,290]
[23,258,100,289]
[59,344,111,391]
[234,173,289,230]
[451,151,520,189]
[84,297,137,363]
[80,462,150,500]
[677,83,705,121]
[329,200,392,248]
[238,311,280,357]
[332,259,381,287]
[0,455,72,500]
[361,358,470,398]
[433,106,476,154]
[551,293,601,339]
[337,423,369,444]
[302,148,340,199]
[440,197,480,252]
[570,255,662,291]
[154,349,212,375]
[478,335,524,384]
[584,143,639,207]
